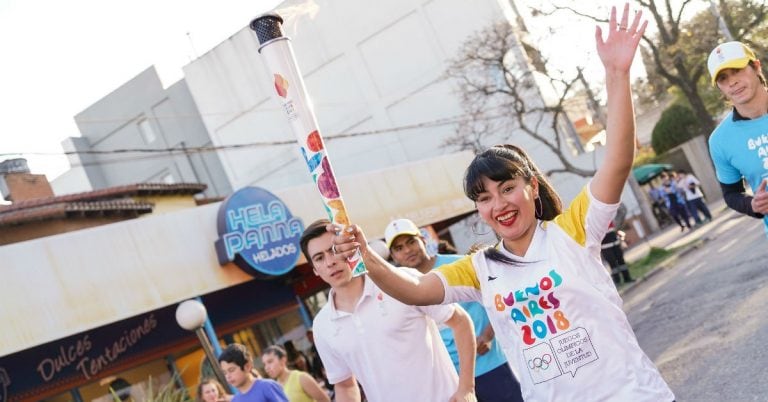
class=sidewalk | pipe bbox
[623,198,730,264]
[619,198,734,294]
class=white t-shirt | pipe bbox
[435,185,674,402]
[312,273,458,402]
[680,175,704,200]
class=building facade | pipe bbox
[0,151,480,401]
[182,0,606,204]
[53,67,232,199]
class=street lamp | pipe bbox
[175,299,228,386]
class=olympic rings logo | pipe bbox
[527,354,553,371]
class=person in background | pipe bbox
[304,329,332,396]
[600,221,634,285]
[301,219,477,402]
[262,345,331,402]
[648,182,673,227]
[385,218,522,402]
[676,169,712,224]
[197,377,231,402]
[660,172,692,231]
[707,41,768,236]
[218,343,288,402]
[283,341,312,373]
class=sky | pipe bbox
[0,0,645,181]
[0,0,282,180]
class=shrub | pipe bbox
[651,104,703,155]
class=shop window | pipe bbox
[137,118,157,144]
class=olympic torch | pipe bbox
[250,13,366,276]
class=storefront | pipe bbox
[0,151,478,401]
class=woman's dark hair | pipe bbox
[464,144,562,220]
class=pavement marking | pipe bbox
[684,262,704,277]
[716,237,741,254]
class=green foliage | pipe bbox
[651,104,703,155]
[633,145,658,167]
[111,376,191,402]
[626,247,673,287]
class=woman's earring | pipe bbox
[535,196,543,218]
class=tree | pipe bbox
[538,0,768,134]
[651,104,703,154]
[639,1,768,115]
[444,21,596,177]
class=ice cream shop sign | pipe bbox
[215,187,304,277]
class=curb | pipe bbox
[618,236,709,296]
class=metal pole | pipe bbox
[196,296,224,358]
[295,295,313,329]
[709,0,734,41]
[195,328,229,387]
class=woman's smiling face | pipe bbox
[475,175,539,255]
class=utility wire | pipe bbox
[2,108,517,159]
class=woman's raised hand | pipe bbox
[595,3,647,74]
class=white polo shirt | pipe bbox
[312,272,458,402]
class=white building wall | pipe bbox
[183,0,638,214]
[184,0,516,189]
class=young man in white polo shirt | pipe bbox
[301,219,477,402]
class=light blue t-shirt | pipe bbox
[434,254,509,376]
[709,111,768,235]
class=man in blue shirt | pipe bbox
[384,218,523,402]
[707,41,768,235]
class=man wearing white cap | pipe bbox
[707,41,768,235]
[385,218,523,402]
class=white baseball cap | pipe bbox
[707,41,758,86]
[384,218,421,249]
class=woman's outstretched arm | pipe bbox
[591,4,647,204]
[327,223,446,306]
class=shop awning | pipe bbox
[632,163,673,185]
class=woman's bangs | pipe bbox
[465,156,523,201]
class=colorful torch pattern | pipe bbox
[250,14,366,276]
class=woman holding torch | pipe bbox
[329,4,675,401]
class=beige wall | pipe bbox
[0,218,125,245]
[136,195,200,215]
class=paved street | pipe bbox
[622,211,768,401]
